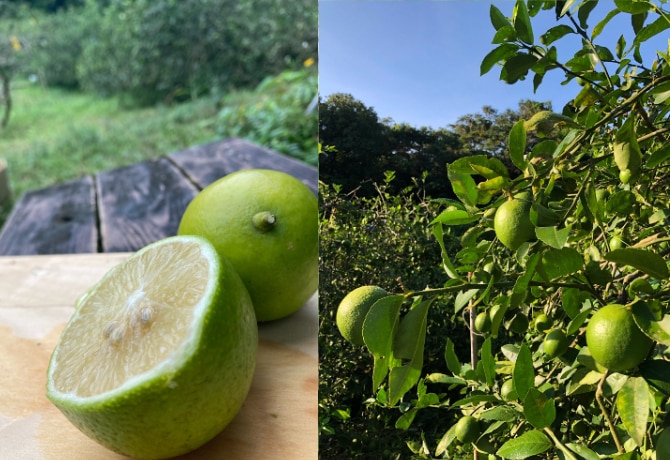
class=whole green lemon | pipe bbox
[178,169,318,321]
[494,198,534,250]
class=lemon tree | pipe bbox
[178,168,318,322]
[46,235,258,459]
[333,2,670,458]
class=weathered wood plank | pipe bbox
[97,157,198,253]
[169,137,318,194]
[0,176,97,256]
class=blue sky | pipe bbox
[318,1,668,129]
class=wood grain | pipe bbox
[0,176,97,256]
[96,158,198,253]
[169,138,318,195]
[0,253,317,459]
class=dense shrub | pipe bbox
[19,4,99,88]
[216,67,317,165]
[318,178,470,458]
[76,0,316,106]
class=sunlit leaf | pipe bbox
[535,226,569,249]
[496,429,552,459]
[616,376,650,447]
[605,248,669,279]
[513,0,534,44]
[508,119,527,170]
[431,209,479,226]
[631,301,670,346]
[362,295,403,390]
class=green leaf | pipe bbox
[480,405,520,423]
[561,288,590,319]
[630,301,670,346]
[395,408,418,430]
[541,247,583,280]
[490,4,512,30]
[616,376,650,447]
[481,44,519,76]
[535,226,570,249]
[566,307,592,336]
[480,337,496,387]
[511,252,541,308]
[501,53,539,83]
[605,248,669,279]
[577,0,598,28]
[634,15,670,46]
[615,0,652,14]
[393,299,431,360]
[447,169,478,209]
[647,144,670,168]
[445,338,462,376]
[431,209,479,226]
[389,299,431,406]
[513,344,535,401]
[496,429,552,459]
[362,295,403,390]
[449,154,509,179]
[523,388,556,429]
[435,425,458,457]
[425,373,467,386]
[540,24,574,45]
[513,0,534,44]
[432,224,463,280]
[565,442,601,460]
[639,360,670,396]
[508,119,528,170]
[592,8,620,40]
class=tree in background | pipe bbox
[319,93,552,197]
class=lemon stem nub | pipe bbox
[252,211,276,233]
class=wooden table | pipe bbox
[0,137,317,255]
[0,139,318,458]
[0,253,318,459]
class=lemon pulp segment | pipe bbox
[51,240,212,398]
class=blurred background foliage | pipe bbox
[0,0,316,226]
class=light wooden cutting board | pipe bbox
[0,253,317,459]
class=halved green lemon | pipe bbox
[46,235,258,459]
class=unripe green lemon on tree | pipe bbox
[494,197,534,250]
[543,329,569,358]
[585,304,653,372]
[454,415,480,444]
[508,312,529,335]
[336,285,388,346]
[178,169,318,322]
[474,311,492,333]
[534,312,553,332]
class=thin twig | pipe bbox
[595,371,624,453]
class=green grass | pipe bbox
[1,80,220,197]
[0,80,221,226]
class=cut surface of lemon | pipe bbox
[46,235,258,459]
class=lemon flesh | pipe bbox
[178,169,318,322]
[494,198,534,250]
[585,304,652,372]
[46,236,258,459]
